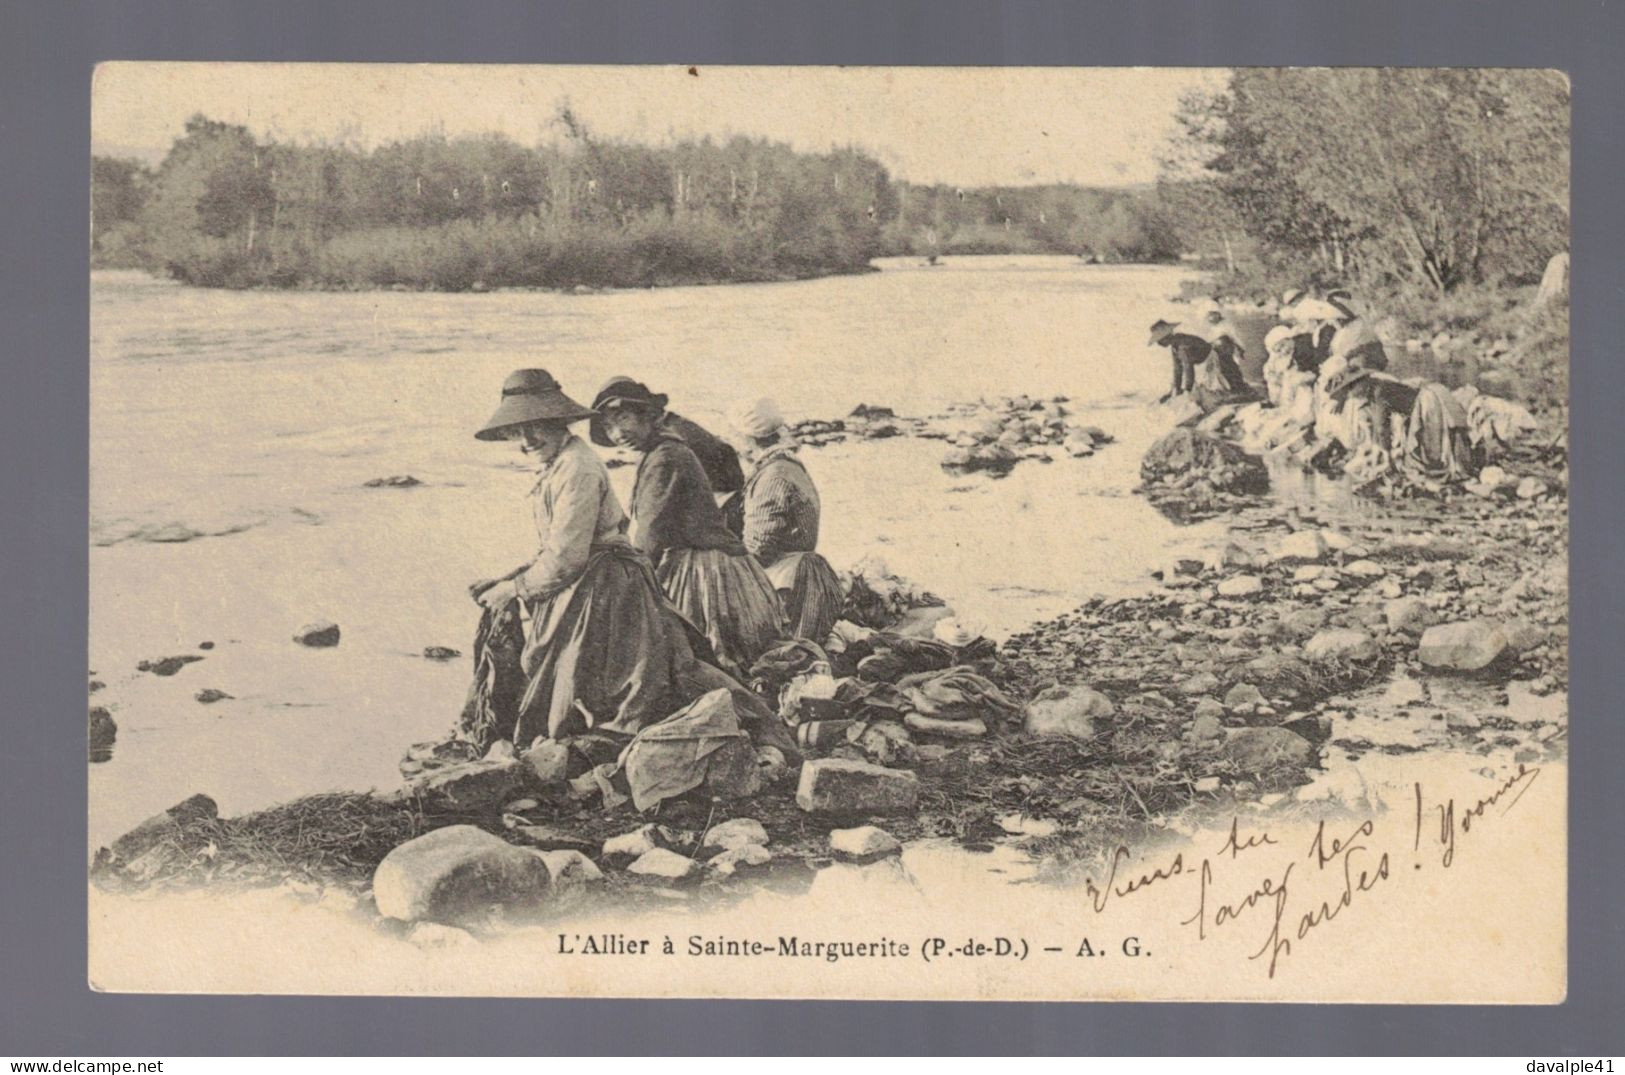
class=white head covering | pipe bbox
[1264,325,1294,353]
[1291,297,1346,325]
[730,396,787,439]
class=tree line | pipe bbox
[1155,68,1570,297]
[91,111,1183,291]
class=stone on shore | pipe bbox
[1220,727,1316,774]
[1385,597,1437,635]
[108,793,217,863]
[796,758,919,815]
[1224,683,1266,710]
[1179,671,1222,696]
[194,688,232,704]
[829,825,902,859]
[1139,427,1269,496]
[1217,575,1263,598]
[601,825,662,863]
[412,759,525,810]
[1272,530,1329,563]
[1418,621,1510,672]
[708,844,772,876]
[293,621,341,648]
[520,739,570,788]
[627,847,701,882]
[372,825,549,923]
[702,817,769,852]
[1304,628,1379,662]
[1023,684,1113,738]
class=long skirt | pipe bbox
[515,546,686,744]
[764,550,845,644]
[658,547,787,679]
[1400,384,1475,483]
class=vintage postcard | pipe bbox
[87,63,1568,1001]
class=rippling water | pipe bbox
[89,256,1224,843]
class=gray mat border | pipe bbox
[2,0,1620,1056]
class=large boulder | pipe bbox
[796,758,919,815]
[1140,427,1269,496]
[1023,684,1114,738]
[1418,621,1510,672]
[372,825,549,923]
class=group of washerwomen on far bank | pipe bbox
[1148,288,1542,493]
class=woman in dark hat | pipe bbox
[468,369,688,745]
[1324,366,1475,483]
[590,375,744,497]
[596,378,787,678]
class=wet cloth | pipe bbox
[742,447,842,643]
[1455,385,1538,457]
[457,599,528,751]
[1396,382,1474,482]
[663,411,745,495]
[633,434,787,676]
[617,688,761,811]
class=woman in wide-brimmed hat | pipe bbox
[728,397,845,645]
[1324,365,1475,484]
[589,376,744,497]
[596,379,787,678]
[466,368,688,745]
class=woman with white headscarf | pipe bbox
[729,397,845,644]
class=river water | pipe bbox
[89,256,1236,844]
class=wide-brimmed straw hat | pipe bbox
[475,368,596,441]
[1148,319,1182,347]
[1322,365,1375,399]
[589,376,670,446]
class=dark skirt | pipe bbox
[657,547,786,678]
[765,550,845,643]
[515,545,686,744]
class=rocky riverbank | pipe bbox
[88,388,1568,946]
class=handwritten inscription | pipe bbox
[1075,765,1544,980]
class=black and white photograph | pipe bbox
[84,63,1569,1001]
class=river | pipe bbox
[88,256,1235,845]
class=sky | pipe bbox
[92,64,1225,187]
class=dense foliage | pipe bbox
[93,113,894,290]
[1157,69,1569,295]
[92,112,1183,290]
